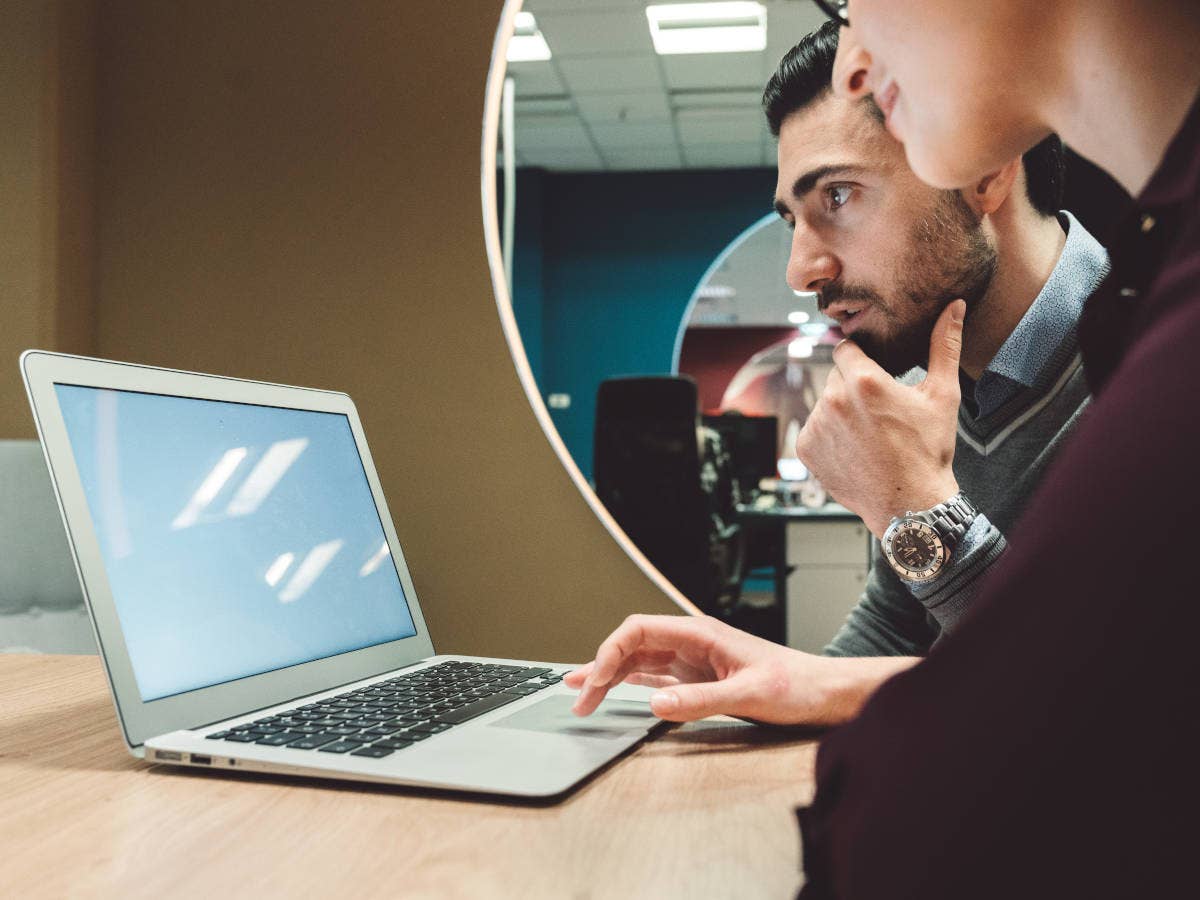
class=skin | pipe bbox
[833,0,1200,197]
[569,92,1068,725]
[775,92,1061,537]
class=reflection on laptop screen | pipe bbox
[54,385,417,702]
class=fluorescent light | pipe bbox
[646,2,767,56]
[225,438,308,518]
[358,541,391,578]
[508,11,552,62]
[800,323,828,337]
[265,552,295,588]
[788,337,815,359]
[777,458,808,480]
[697,284,737,300]
[171,447,247,530]
[279,539,344,604]
[787,310,810,325]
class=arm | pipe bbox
[825,539,941,657]
[564,614,919,726]
[905,511,1007,635]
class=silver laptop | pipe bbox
[21,350,661,799]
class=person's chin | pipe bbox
[901,132,979,193]
[850,332,923,378]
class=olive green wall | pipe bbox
[2,0,680,661]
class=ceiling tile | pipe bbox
[506,61,567,98]
[765,1,828,56]
[557,55,664,93]
[574,91,672,124]
[605,145,686,171]
[589,121,678,150]
[676,108,770,145]
[515,114,594,149]
[684,142,768,169]
[662,52,765,91]
[672,89,763,109]
[536,9,655,57]
[518,143,606,171]
[524,0,643,12]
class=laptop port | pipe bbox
[155,750,182,761]
[190,754,212,766]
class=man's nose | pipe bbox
[832,25,873,100]
[786,226,839,294]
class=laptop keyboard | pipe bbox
[203,661,565,759]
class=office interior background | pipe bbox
[1,0,1129,659]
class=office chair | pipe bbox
[594,376,744,616]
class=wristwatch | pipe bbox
[881,492,978,583]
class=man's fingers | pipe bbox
[563,664,593,688]
[626,673,680,689]
[586,615,712,688]
[830,337,877,380]
[649,673,753,722]
[572,648,680,717]
[925,299,966,390]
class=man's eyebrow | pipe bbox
[774,164,866,215]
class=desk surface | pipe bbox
[0,655,816,898]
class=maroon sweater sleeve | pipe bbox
[796,203,1200,898]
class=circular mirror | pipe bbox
[484,1,828,615]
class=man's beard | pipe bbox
[822,192,997,376]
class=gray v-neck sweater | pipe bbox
[826,212,1108,657]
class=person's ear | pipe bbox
[959,157,1023,217]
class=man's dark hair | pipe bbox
[763,21,1065,217]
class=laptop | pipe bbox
[21,350,662,799]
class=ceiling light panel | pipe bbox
[508,11,553,62]
[646,2,767,56]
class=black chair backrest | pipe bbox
[595,376,724,608]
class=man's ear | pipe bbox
[959,157,1023,217]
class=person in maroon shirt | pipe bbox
[785,1,1200,897]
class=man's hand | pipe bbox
[564,614,918,725]
[795,300,966,537]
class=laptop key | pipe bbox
[288,733,340,750]
[371,738,413,750]
[206,731,232,739]
[434,692,524,725]
[256,732,307,747]
[409,721,454,734]
[224,732,259,743]
[350,746,394,758]
[318,741,363,754]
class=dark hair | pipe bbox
[763,21,1065,217]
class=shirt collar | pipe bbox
[979,211,1110,391]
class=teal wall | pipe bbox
[510,167,777,480]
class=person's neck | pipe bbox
[1050,1,1200,197]
[960,208,1067,382]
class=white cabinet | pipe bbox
[784,520,872,653]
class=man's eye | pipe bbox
[827,185,853,211]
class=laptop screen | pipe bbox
[54,384,418,702]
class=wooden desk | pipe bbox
[0,655,817,898]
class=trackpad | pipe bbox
[490,695,656,739]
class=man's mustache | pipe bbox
[817,283,885,312]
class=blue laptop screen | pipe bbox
[54,384,417,701]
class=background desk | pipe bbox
[0,655,816,898]
[737,502,872,653]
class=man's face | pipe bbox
[773,93,996,376]
[833,1,1051,191]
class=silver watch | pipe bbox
[882,492,978,583]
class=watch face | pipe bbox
[884,519,946,582]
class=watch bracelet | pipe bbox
[917,492,977,554]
